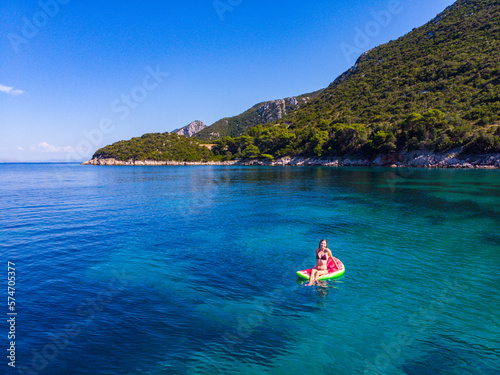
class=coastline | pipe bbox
[82,150,500,169]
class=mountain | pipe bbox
[252,0,499,156]
[193,91,323,141]
[86,132,214,163]
[172,120,206,137]
[86,0,500,165]
[210,0,500,159]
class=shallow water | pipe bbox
[1,163,499,374]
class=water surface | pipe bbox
[1,164,499,374]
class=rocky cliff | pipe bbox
[172,120,206,137]
[256,97,302,124]
[193,90,322,141]
[82,150,500,169]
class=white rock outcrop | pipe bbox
[82,152,500,169]
[172,121,206,137]
[256,97,304,124]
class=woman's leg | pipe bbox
[307,269,318,285]
[316,269,328,280]
[309,269,328,285]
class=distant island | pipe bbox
[83,0,500,169]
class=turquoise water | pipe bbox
[1,164,499,375]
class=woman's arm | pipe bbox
[326,248,334,258]
[326,249,335,266]
[326,249,341,269]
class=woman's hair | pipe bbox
[319,239,328,248]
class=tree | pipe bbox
[243,144,261,159]
[311,130,329,156]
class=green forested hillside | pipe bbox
[193,90,322,141]
[211,0,500,159]
[91,0,500,162]
[92,133,214,162]
[193,101,271,140]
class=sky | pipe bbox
[0,0,456,162]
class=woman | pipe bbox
[306,239,334,286]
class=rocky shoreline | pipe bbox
[82,150,500,169]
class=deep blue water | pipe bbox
[1,163,499,375]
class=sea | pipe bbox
[1,163,499,375]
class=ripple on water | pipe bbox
[2,164,499,375]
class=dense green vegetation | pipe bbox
[210,108,500,160]
[209,0,500,159]
[193,90,322,141]
[92,132,215,162]
[92,0,500,162]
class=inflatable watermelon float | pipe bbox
[296,256,345,280]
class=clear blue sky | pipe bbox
[1,0,455,162]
